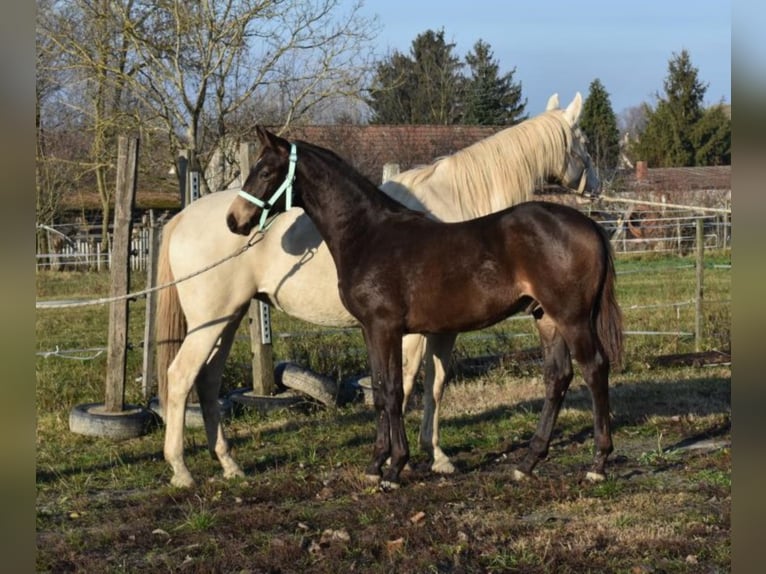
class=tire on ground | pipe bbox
[69,403,157,440]
[147,397,233,429]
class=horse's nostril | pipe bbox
[226,213,238,233]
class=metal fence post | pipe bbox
[695,217,704,352]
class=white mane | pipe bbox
[381,110,575,221]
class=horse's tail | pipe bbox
[594,222,624,369]
[155,214,187,411]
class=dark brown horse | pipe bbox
[227,127,623,490]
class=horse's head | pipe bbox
[552,93,601,198]
[227,126,299,235]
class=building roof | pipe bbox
[277,124,506,185]
[624,164,730,193]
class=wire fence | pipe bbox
[35,205,731,270]
[35,225,155,272]
[35,197,732,379]
[36,260,732,364]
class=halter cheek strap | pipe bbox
[238,143,298,231]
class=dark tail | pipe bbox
[155,214,187,410]
[594,222,624,369]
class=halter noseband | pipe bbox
[238,143,298,231]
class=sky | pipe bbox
[355,0,731,118]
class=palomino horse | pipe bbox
[226,128,623,489]
[158,94,600,488]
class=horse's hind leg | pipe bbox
[164,316,242,487]
[567,328,612,481]
[401,334,426,411]
[420,333,457,474]
[515,316,573,479]
[195,311,247,481]
[164,333,219,487]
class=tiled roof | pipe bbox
[623,165,730,192]
[277,124,505,185]
[604,164,732,210]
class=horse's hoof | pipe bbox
[379,479,401,492]
[364,473,381,484]
[431,458,455,474]
[585,471,606,482]
[223,468,245,480]
[511,467,531,482]
[170,475,195,489]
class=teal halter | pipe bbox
[238,143,297,231]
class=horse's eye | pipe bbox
[259,169,271,179]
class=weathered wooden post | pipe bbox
[69,136,155,439]
[382,162,400,183]
[104,136,139,412]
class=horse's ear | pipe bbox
[256,126,289,154]
[255,125,271,147]
[563,92,583,126]
[545,93,559,111]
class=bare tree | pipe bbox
[37,0,146,249]
[36,0,378,236]
[121,0,378,192]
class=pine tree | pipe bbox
[367,52,415,124]
[462,40,526,125]
[630,50,729,167]
[580,79,620,174]
[692,103,731,165]
[367,29,463,124]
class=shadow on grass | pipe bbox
[37,371,730,484]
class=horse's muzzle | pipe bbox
[227,212,251,235]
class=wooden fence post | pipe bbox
[142,210,160,400]
[695,217,704,352]
[382,162,400,183]
[105,136,139,412]
[240,142,276,396]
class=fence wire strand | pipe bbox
[35,230,263,310]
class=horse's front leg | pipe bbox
[363,324,409,489]
[364,375,392,482]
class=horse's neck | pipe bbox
[298,152,394,264]
[381,114,565,222]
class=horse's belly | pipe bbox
[406,289,530,334]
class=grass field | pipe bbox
[35,250,731,572]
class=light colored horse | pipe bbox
[157,93,599,488]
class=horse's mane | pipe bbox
[383,110,574,218]
[296,138,411,212]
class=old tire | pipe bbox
[228,388,306,414]
[69,403,157,440]
[147,397,233,429]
